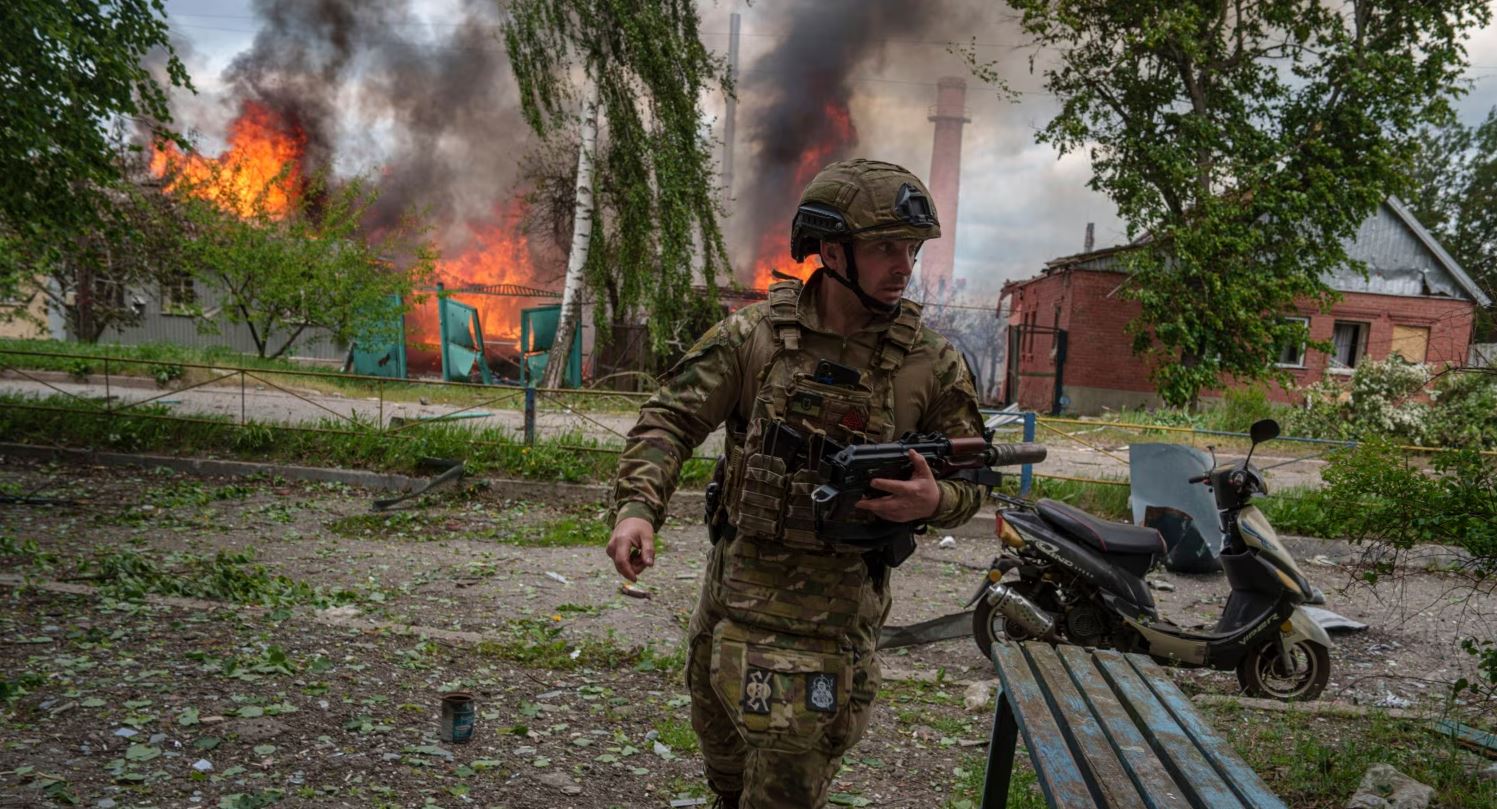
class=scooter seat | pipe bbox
[1036,499,1166,556]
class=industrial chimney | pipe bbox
[922,76,969,298]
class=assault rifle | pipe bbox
[811,433,1047,527]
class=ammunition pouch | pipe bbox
[717,534,867,639]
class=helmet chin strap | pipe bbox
[823,244,898,315]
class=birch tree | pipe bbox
[502,0,731,386]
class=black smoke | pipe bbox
[217,0,529,237]
[735,1,957,274]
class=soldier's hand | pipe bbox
[857,449,941,523]
[607,517,656,582]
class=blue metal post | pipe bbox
[523,386,536,446]
[435,282,449,382]
[1020,411,1036,497]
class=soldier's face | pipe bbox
[825,239,921,306]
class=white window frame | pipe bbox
[1275,316,1309,369]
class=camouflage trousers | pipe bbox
[684,539,891,809]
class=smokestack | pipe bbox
[923,76,969,297]
[722,12,740,204]
[1084,222,1095,253]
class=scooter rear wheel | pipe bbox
[1236,638,1330,701]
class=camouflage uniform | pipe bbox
[612,160,985,808]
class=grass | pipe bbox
[1002,475,1133,521]
[0,392,714,485]
[81,547,361,608]
[654,717,700,755]
[0,336,647,411]
[1199,701,1496,808]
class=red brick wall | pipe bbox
[1004,269,1479,412]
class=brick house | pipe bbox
[999,198,1492,414]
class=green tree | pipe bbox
[503,0,732,378]
[2,142,188,342]
[982,1,1490,406]
[177,171,436,360]
[0,0,192,298]
[1407,108,1497,338]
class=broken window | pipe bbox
[1329,320,1368,371]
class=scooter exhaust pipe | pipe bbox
[984,583,1058,641]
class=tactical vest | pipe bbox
[711,275,923,640]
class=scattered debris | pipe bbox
[938,536,957,549]
[1431,718,1497,760]
[536,771,583,795]
[963,680,995,712]
[670,799,710,808]
[191,759,213,772]
[620,582,652,600]
[1345,763,1433,809]
[1147,578,1176,592]
[1371,691,1414,710]
[1301,606,1368,634]
[545,571,570,585]
[372,459,464,511]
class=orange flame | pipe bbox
[150,101,304,219]
[747,102,858,289]
[406,201,539,348]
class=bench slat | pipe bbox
[1056,645,1191,809]
[1026,644,1151,809]
[992,642,1102,808]
[1093,649,1247,808]
[1126,654,1288,809]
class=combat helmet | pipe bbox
[789,159,941,312]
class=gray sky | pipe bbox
[163,0,1497,296]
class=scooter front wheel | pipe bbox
[1236,638,1330,701]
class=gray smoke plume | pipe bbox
[734,1,969,275]
[218,0,530,240]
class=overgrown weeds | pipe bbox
[0,392,712,485]
[82,548,360,608]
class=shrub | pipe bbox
[1286,357,1432,443]
[1317,440,1497,694]
[1427,371,1497,450]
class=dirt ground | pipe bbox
[2,459,1492,808]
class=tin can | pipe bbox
[439,692,476,744]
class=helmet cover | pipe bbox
[789,159,942,262]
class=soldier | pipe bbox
[607,159,986,808]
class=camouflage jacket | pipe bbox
[612,271,987,532]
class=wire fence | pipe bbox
[2,346,1489,487]
[0,346,725,463]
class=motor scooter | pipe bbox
[970,419,1333,700]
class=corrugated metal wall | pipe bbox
[92,279,346,361]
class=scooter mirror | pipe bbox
[1249,419,1280,445]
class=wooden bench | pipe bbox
[980,641,1286,809]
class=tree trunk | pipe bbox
[541,76,599,389]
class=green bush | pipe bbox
[1285,357,1433,443]
[1316,439,1497,693]
[1204,386,1278,433]
[1427,371,1497,450]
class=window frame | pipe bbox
[1274,316,1310,369]
[1328,319,1370,374]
